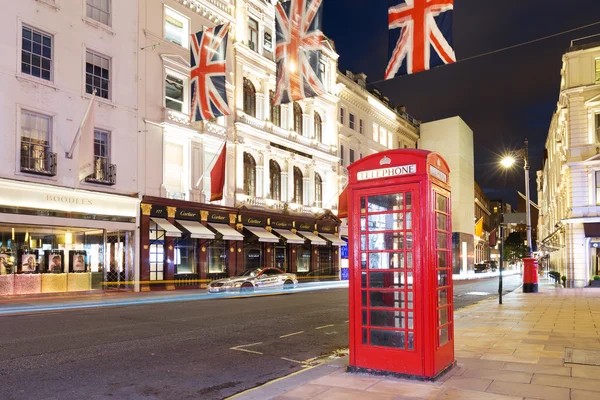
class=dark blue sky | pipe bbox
[322,0,600,207]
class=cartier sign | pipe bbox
[241,215,265,226]
[271,220,292,229]
[176,208,199,221]
[208,212,228,222]
[297,222,314,231]
[318,224,335,233]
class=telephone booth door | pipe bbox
[352,185,423,375]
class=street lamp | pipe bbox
[500,138,533,257]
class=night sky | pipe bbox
[322,0,600,207]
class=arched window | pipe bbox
[293,102,303,136]
[243,78,256,117]
[293,166,303,204]
[243,152,256,197]
[269,159,281,201]
[314,112,322,143]
[315,173,322,207]
[270,90,281,127]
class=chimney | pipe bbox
[345,70,354,80]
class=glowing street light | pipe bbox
[500,156,516,168]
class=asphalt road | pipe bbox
[454,273,522,309]
[0,275,522,400]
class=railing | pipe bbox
[20,143,57,176]
[85,159,116,185]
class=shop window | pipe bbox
[165,72,187,113]
[244,152,256,197]
[349,113,355,130]
[248,18,258,52]
[208,240,226,273]
[315,172,323,208]
[149,221,165,281]
[21,25,53,81]
[314,112,322,143]
[174,236,196,274]
[243,78,256,117]
[269,159,281,201]
[293,102,303,135]
[86,49,111,99]
[86,0,111,26]
[244,243,262,270]
[164,6,189,48]
[293,166,303,204]
[20,110,55,176]
[273,246,286,271]
[269,90,281,126]
[296,244,310,272]
[318,247,333,277]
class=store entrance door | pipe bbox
[104,231,135,291]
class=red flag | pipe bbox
[338,187,348,219]
[210,143,227,202]
[489,228,497,247]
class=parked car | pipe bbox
[207,267,297,293]
[486,260,498,271]
[474,263,490,273]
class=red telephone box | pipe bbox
[347,149,454,380]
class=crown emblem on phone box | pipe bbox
[380,156,392,166]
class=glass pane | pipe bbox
[406,232,413,250]
[440,326,449,345]
[406,192,412,209]
[408,312,414,329]
[439,307,449,325]
[438,251,448,269]
[369,271,403,289]
[438,289,448,306]
[436,213,448,231]
[361,271,367,288]
[362,328,368,345]
[406,212,412,230]
[438,269,448,287]
[407,292,413,309]
[370,329,405,348]
[368,194,403,212]
[369,232,402,251]
[362,309,367,326]
[437,232,448,249]
[436,193,447,212]
[408,332,414,350]
[369,291,404,308]
[360,217,366,232]
[360,197,366,214]
[370,310,403,328]
[361,234,366,250]
[407,252,413,269]
[369,252,391,270]
[361,253,366,269]
[392,253,404,269]
[367,213,403,231]
[361,290,367,306]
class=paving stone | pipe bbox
[502,362,571,376]
[365,380,444,399]
[436,389,523,400]
[461,367,533,383]
[570,364,600,379]
[572,389,600,400]
[313,387,396,400]
[279,384,332,399]
[487,380,570,400]
[310,374,380,391]
[480,353,539,364]
[441,376,493,391]
[532,373,600,391]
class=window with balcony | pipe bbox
[243,78,256,117]
[248,18,259,52]
[349,113,355,130]
[164,6,189,48]
[379,126,387,146]
[164,141,185,198]
[165,73,186,113]
[315,173,322,208]
[244,152,256,197]
[270,160,281,201]
[293,167,303,204]
[270,90,281,126]
[314,112,322,142]
[85,129,115,185]
[340,108,345,124]
[317,59,326,85]
[264,32,273,53]
[293,102,303,135]
[21,26,52,81]
[20,110,56,176]
[86,50,110,99]
[86,0,111,26]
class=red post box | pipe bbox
[522,258,538,293]
[347,149,455,380]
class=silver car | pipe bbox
[207,267,298,293]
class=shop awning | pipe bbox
[177,220,215,240]
[245,226,280,243]
[273,229,306,244]
[319,233,346,246]
[208,223,244,241]
[151,218,182,237]
[297,231,327,245]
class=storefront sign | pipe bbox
[0,178,138,218]
[241,215,265,227]
[208,212,229,223]
[176,208,200,221]
[429,166,448,183]
[318,224,336,233]
[296,222,314,232]
[271,220,292,229]
[357,164,416,181]
[150,206,167,218]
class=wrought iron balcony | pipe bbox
[20,143,57,176]
[85,158,116,185]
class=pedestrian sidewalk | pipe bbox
[231,278,600,400]
[453,269,521,281]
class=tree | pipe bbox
[503,232,528,263]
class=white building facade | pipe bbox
[537,42,600,288]
[0,0,140,295]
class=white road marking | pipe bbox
[465,292,491,296]
[315,324,335,330]
[230,342,264,355]
[280,357,307,365]
[279,331,304,338]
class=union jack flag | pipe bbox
[385,0,456,79]
[190,23,230,121]
[274,0,325,105]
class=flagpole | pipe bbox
[66,89,96,159]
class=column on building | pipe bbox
[256,79,265,121]
[256,152,264,198]
[262,151,270,199]
[287,160,295,203]
[281,160,289,202]
[303,169,310,206]
[235,141,245,196]
[190,142,204,202]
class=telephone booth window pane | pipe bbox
[368,194,403,212]
[362,309,367,325]
[439,288,448,306]
[407,272,413,289]
[406,192,412,209]
[362,290,367,306]
[440,326,449,345]
[439,307,448,325]
[436,193,447,212]
[370,330,404,348]
[369,271,402,288]
[437,232,449,249]
[371,310,404,328]
[369,252,392,269]
[370,291,403,308]
[392,253,404,269]
[361,271,367,288]
[361,234,366,249]
[367,213,403,231]
[408,312,414,329]
[438,269,448,286]
[437,213,448,231]
[360,217,366,231]
[438,251,448,269]
[408,332,414,350]
[360,197,366,213]
[406,212,412,229]
[407,292,413,309]
[406,232,413,249]
[369,233,402,251]
[407,252,413,268]
[363,328,368,344]
[361,253,367,269]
